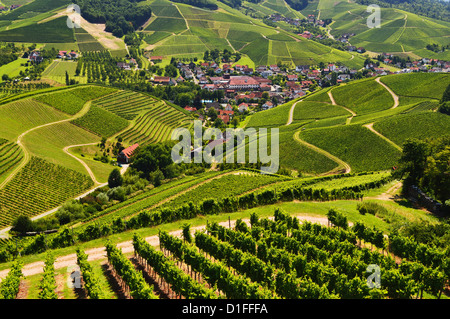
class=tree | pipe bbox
[65,71,69,85]
[207,107,218,121]
[396,139,429,185]
[11,215,34,233]
[108,168,123,188]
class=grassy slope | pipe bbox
[315,0,450,59]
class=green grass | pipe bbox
[0,58,28,80]
[300,124,402,172]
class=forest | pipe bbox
[355,0,450,21]
[72,0,152,37]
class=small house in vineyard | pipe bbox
[117,143,139,164]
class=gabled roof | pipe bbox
[120,143,139,159]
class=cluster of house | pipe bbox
[392,56,450,73]
[116,58,138,71]
[183,98,275,125]
[28,51,43,63]
[56,50,79,60]
[0,4,21,11]
[268,13,326,28]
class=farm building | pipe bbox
[117,143,139,164]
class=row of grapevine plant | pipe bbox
[0,260,23,299]
[76,248,105,299]
[105,241,158,299]
[132,234,217,299]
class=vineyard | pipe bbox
[71,105,129,138]
[0,139,23,184]
[3,208,448,299]
[33,86,118,115]
[118,101,192,146]
[92,90,160,120]
[0,157,94,228]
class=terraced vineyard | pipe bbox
[93,90,161,120]
[119,105,192,146]
[0,157,93,228]
[0,139,23,184]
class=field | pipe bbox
[0,140,23,185]
[331,78,395,114]
[140,1,364,67]
[245,99,296,128]
[71,105,129,137]
[0,17,75,43]
[33,86,117,115]
[293,101,351,121]
[373,112,450,147]
[160,172,290,209]
[0,99,69,141]
[93,90,161,120]
[299,124,402,172]
[22,121,104,174]
[379,73,450,100]
[0,156,93,228]
[106,91,193,145]
[0,59,29,81]
[316,0,450,60]
[41,60,84,85]
[75,29,105,52]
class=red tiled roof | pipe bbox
[121,143,139,159]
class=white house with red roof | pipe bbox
[117,143,139,164]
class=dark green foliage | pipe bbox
[11,215,35,234]
[355,0,450,22]
[108,168,123,188]
[73,0,152,37]
[395,136,450,203]
[170,0,218,10]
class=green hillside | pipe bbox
[141,0,365,67]
[304,0,450,59]
[243,72,449,175]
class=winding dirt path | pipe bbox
[293,131,351,175]
[286,100,302,125]
[363,122,402,151]
[327,90,356,124]
[63,142,102,185]
[375,77,399,109]
[0,102,91,191]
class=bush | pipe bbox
[108,168,123,188]
[11,215,34,233]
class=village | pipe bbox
[17,43,450,130]
[144,53,450,128]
